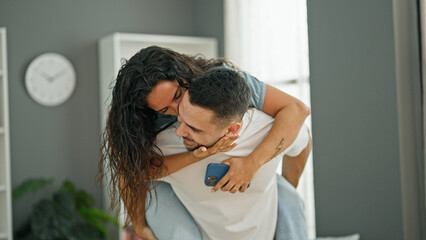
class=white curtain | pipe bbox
[225,0,315,238]
[225,0,310,85]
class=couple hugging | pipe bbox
[100,46,312,240]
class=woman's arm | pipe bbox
[253,84,311,163]
[212,84,311,192]
[149,134,239,179]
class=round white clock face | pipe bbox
[25,53,76,107]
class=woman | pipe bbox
[99,46,311,239]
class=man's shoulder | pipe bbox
[238,108,274,141]
[243,108,274,126]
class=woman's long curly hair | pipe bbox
[98,46,235,227]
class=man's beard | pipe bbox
[183,137,216,151]
[187,145,201,151]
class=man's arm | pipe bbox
[282,133,312,188]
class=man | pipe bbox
[146,68,311,239]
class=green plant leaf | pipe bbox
[30,191,78,239]
[16,178,118,239]
[86,207,120,228]
[63,180,95,209]
[62,180,77,194]
[78,207,108,237]
[52,190,76,235]
[31,199,62,239]
[12,178,54,199]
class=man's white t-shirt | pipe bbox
[156,108,309,240]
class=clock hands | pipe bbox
[37,69,52,81]
[37,68,68,83]
[26,53,76,107]
[50,68,68,81]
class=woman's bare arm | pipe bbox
[149,134,238,179]
[213,84,311,192]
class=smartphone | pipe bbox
[204,163,251,188]
[205,163,229,186]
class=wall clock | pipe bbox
[25,53,76,107]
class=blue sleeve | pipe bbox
[220,63,266,110]
[239,71,266,111]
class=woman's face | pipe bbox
[146,80,187,116]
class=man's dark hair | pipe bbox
[188,68,251,126]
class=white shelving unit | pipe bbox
[0,28,12,240]
[98,32,217,239]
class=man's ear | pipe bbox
[226,122,241,135]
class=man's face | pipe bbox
[175,93,228,151]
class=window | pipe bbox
[225,0,315,238]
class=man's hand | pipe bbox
[135,225,158,240]
[211,157,260,193]
[190,134,239,161]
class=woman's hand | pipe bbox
[189,134,239,161]
[211,157,260,193]
[154,134,239,179]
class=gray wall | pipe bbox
[195,0,225,56]
[4,0,423,239]
[307,0,424,239]
[0,0,223,231]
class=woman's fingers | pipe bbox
[217,135,239,152]
[220,142,238,152]
[191,146,209,159]
[207,134,239,154]
[191,135,238,159]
